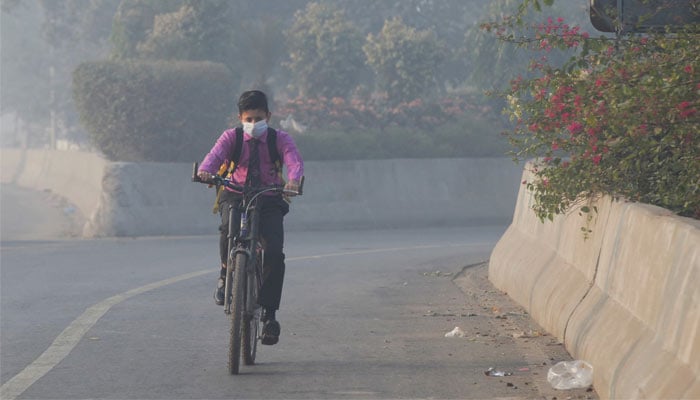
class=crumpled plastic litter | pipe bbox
[547,360,594,390]
[444,326,465,338]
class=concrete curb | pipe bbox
[489,165,699,399]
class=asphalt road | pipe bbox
[0,184,597,399]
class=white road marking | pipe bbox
[0,242,485,399]
[0,270,209,400]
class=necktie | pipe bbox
[246,139,261,187]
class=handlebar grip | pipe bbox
[298,176,305,196]
[192,162,202,183]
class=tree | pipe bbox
[1,0,119,147]
[465,0,593,92]
[493,8,699,220]
[137,0,235,66]
[285,2,366,98]
[0,0,50,145]
[363,17,447,105]
[110,0,184,60]
[37,0,120,49]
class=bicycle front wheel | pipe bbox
[228,252,246,375]
[242,250,262,365]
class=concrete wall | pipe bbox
[1,149,523,237]
[489,165,699,399]
[1,149,108,220]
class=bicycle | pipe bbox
[192,162,303,374]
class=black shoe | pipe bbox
[261,319,280,345]
[214,277,225,306]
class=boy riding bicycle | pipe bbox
[197,90,304,345]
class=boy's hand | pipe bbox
[198,171,214,182]
[284,180,301,196]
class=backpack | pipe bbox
[212,127,282,213]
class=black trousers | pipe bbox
[218,190,289,311]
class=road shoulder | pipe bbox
[1,183,84,241]
[453,262,598,400]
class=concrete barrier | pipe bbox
[1,149,523,237]
[1,148,108,221]
[489,165,700,399]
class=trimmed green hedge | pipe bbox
[73,60,236,162]
[290,115,509,161]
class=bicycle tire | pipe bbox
[242,250,262,365]
[228,252,246,375]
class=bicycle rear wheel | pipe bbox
[242,251,262,365]
[228,252,247,375]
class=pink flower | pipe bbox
[677,102,697,118]
[551,141,560,151]
[680,108,697,119]
[684,65,693,74]
[592,154,602,165]
[567,121,583,134]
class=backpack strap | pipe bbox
[218,127,244,179]
[266,127,280,167]
[231,127,244,168]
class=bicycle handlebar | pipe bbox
[191,162,304,196]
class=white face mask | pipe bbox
[243,119,268,138]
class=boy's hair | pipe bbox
[237,90,269,114]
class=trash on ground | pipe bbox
[444,326,465,338]
[484,367,513,377]
[547,360,594,390]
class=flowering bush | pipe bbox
[492,16,699,220]
[272,93,507,160]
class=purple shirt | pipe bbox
[199,128,304,190]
